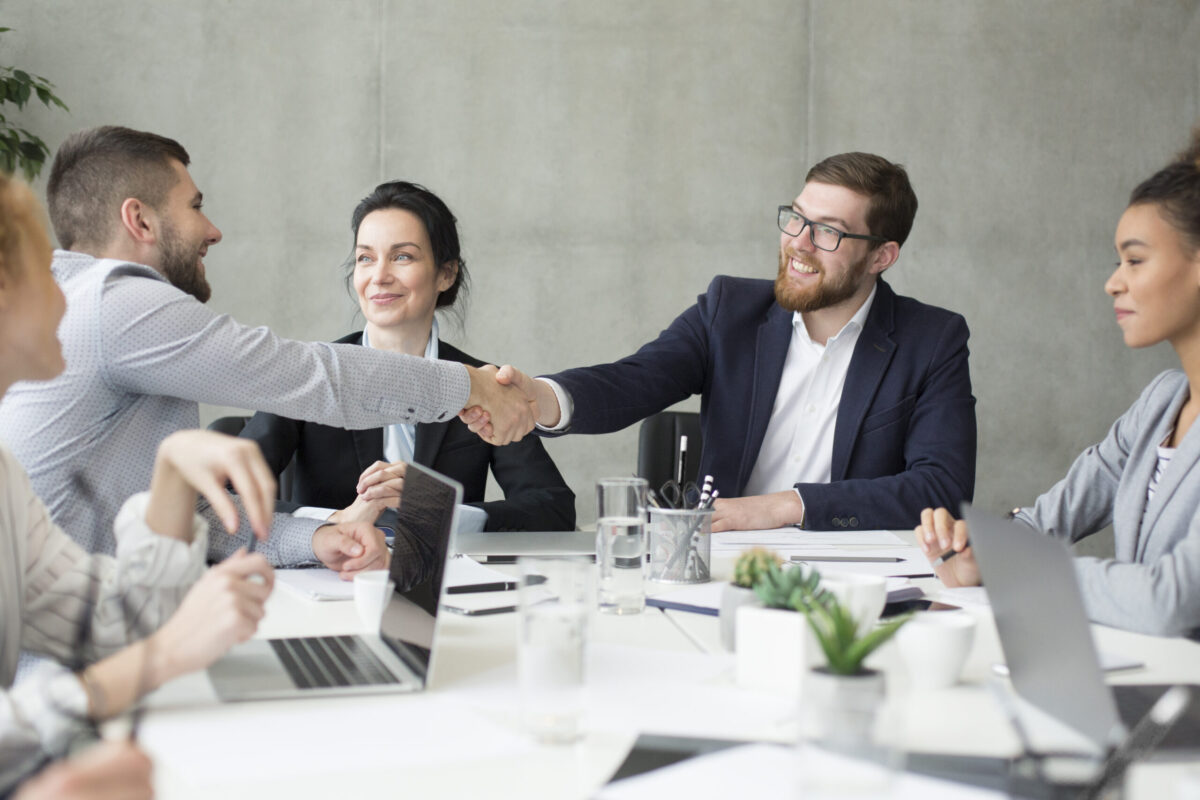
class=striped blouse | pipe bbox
[0,444,206,791]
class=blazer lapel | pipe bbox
[350,427,385,474]
[1134,387,1192,562]
[831,282,896,481]
[413,421,450,467]
[737,303,794,493]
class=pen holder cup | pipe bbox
[647,508,712,584]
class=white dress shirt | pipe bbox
[365,318,440,465]
[741,286,877,498]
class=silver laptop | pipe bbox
[963,503,1126,751]
[207,462,462,701]
[456,529,594,562]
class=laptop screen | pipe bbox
[963,503,1123,750]
[378,462,462,681]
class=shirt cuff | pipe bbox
[7,661,91,762]
[534,378,574,432]
[113,492,208,587]
[792,488,806,529]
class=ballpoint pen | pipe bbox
[790,555,904,563]
[676,435,688,487]
[932,539,970,566]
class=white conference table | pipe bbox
[134,531,1200,799]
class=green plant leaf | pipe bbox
[18,140,45,161]
[843,614,912,671]
[12,69,30,84]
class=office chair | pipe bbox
[205,415,293,502]
[636,411,703,490]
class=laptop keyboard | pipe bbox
[269,635,398,689]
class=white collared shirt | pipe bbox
[364,317,440,464]
[741,285,877,497]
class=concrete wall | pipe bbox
[2,0,1197,540]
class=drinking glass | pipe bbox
[595,477,648,614]
[517,556,591,744]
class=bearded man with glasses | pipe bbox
[467,151,976,533]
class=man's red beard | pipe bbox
[773,248,870,313]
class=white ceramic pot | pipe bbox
[718,583,759,651]
[735,605,819,696]
[800,667,886,748]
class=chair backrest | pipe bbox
[636,411,703,490]
[205,415,293,503]
[207,415,250,436]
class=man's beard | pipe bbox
[773,249,869,313]
[159,220,212,303]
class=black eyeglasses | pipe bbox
[777,206,888,252]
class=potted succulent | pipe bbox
[799,589,911,752]
[734,561,825,694]
[718,547,781,651]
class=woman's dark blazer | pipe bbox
[240,332,576,532]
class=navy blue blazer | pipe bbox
[547,276,976,530]
[241,334,576,532]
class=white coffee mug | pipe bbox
[896,611,977,690]
[819,572,887,635]
[354,570,394,632]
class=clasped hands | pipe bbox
[461,364,556,444]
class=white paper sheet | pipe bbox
[275,568,355,601]
[646,580,727,611]
[140,693,533,786]
[276,556,517,602]
[793,546,935,577]
[648,576,920,616]
[931,586,990,608]
[711,528,904,552]
[449,643,794,742]
[596,742,1006,799]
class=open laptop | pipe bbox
[456,529,595,563]
[964,503,1200,759]
[963,503,1126,753]
[207,461,462,701]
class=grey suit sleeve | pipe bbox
[1071,535,1200,637]
[1013,418,1131,546]
[197,494,322,565]
[1015,373,1200,636]
[97,273,469,428]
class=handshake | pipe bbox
[460,365,560,445]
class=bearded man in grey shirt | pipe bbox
[0,126,535,574]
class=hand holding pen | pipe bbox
[914,506,981,588]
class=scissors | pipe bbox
[658,479,700,509]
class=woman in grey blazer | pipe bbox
[918,129,1200,638]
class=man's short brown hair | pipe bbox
[47,126,190,250]
[805,152,918,247]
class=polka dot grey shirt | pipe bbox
[0,251,470,565]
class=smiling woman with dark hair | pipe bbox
[241,181,575,532]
